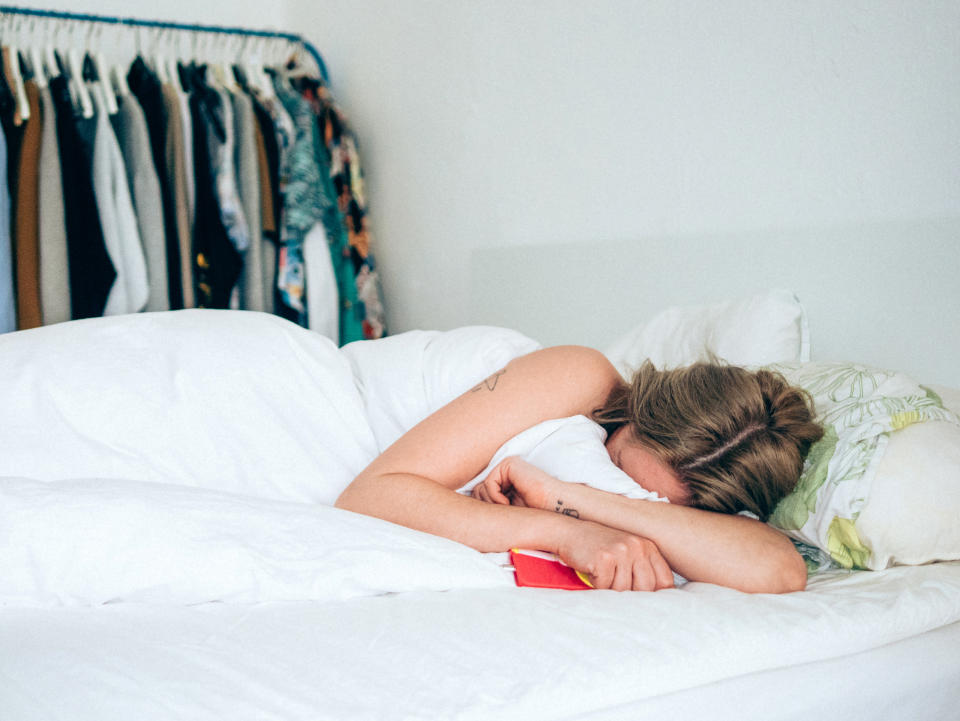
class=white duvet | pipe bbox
[0,310,654,606]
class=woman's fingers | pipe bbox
[630,557,658,592]
[650,548,675,590]
[611,561,633,592]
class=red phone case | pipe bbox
[510,549,593,590]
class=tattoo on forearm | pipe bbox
[554,499,580,519]
[471,368,506,392]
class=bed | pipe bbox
[1,292,958,720]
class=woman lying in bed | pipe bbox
[336,347,823,594]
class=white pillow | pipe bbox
[767,363,960,571]
[855,385,960,569]
[604,289,809,377]
[457,415,666,503]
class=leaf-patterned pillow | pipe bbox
[765,362,959,571]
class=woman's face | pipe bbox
[605,426,691,505]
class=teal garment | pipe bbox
[272,76,326,323]
[274,75,364,342]
[315,149,365,345]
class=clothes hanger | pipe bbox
[250,37,275,99]
[111,23,134,97]
[3,17,31,123]
[67,47,95,118]
[153,27,170,84]
[219,34,240,93]
[27,18,47,89]
[44,19,62,82]
[88,26,118,115]
[63,19,94,118]
[282,41,316,81]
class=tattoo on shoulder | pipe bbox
[554,499,580,519]
[471,368,506,393]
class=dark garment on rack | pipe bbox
[0,48,24,217]
[251,97,280,313]
[184,65,241,308]
[127,57,183,309]
[49,75,115,319]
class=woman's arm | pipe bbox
[336,346,674,590]
[473,457,808,593]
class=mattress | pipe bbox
[2,560,958,720]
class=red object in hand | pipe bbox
[510,549,593,590]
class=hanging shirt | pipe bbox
[49,74,116,319]
[37,84,71,324]
[90,84,148,315]
[14,80,42,329]
[298,77,386,342]
[251,96,281,315]
[211,86,250,257]
[231,89,266,312]
[185,64,242,308]
[160,82,195,309]
[0,113,15,333]
[128,56,182,309]
[272,74,328,325]
[115,90,169,312]
[303,221,338,343]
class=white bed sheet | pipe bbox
[583,620,960,721]
[2,561,958,721]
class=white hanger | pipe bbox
[249,37,275,100]
[24,17,48,90]
[112,62,130,97]
[93,52,118,114]
[219,34,240,93]
[84,25,117,115]
[4,17,31,124]
[28,46,46,89]
[153,27,170,84]
[44,18,64,81]
[67,48,94,119]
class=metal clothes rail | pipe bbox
[0,4,330,82]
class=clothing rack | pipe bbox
[0,5,330,82]
[0,2,388,342]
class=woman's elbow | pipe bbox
[765,545,807,594]
[741,540,807,594]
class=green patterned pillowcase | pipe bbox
[764,362,959,572]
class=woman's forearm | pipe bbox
[554,483,807,593]
[339,472,679,591]
[336,472,573,554]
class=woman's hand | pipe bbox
[471,456,567,512]
[557,520,674,591]
[473,457,673,591]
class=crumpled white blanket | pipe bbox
[0,310,660,606]
[0,476,510,607]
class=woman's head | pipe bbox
[593,360,824,521]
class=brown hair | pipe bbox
[592,360,823,521]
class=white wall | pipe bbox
[10,1,957,384]
[294,0,960,385]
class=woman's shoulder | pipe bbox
[506,345,621,413]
